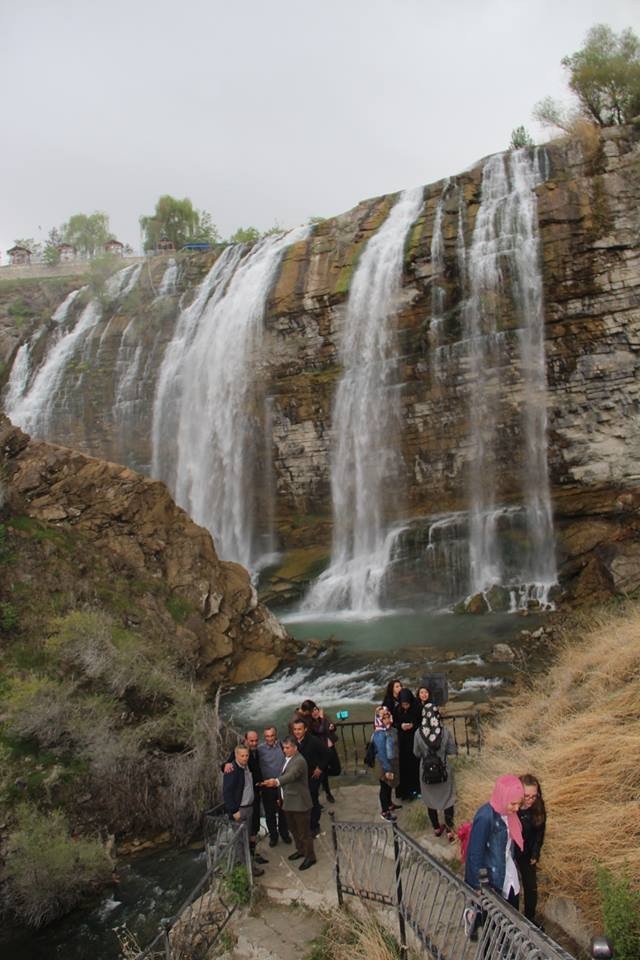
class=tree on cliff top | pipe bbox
[140,195,219,251]
[62,212,111,258]
[534,24,640,130]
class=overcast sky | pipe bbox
[1,0,638,258]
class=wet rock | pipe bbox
[485,585,511,611]
[488,643,516,662]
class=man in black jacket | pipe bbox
[222,731,268,865]
[222,745,264,877]
[291,719,328,837]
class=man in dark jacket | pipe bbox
[291,719,328,837]
[222,731,268,865]
[222,745,264,877]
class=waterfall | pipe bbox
[429,181,448,380]
[464,149,556,601]
[151,245,246,490]
[156,258,178,298]
[3,286,84,421]
[4,288,100,437]
[153,227,310,570]
[304,186,424,614]
[511,150,557,600]
[3,343,31,414]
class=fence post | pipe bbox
[329,811,344,907]
[392,822,408,960]
[241,821,253,888]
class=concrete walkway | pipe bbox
[222,782,459,959]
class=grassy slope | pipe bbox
[456,601,640,921]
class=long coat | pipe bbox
[413,726,457,811]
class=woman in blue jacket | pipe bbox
[372,706,399,822]
[464,774,525,907]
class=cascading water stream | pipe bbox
[429,181,448,380]
[151,245,246,490]
[152,227,310,571]
[155,258,178,298]
[5,289,100,437]
[510,150,557,600]
[464,149,556,601]
[303,186,424,615]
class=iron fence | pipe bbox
[127,811,251,960]
[333,711,482,776]
[331,818,577,960]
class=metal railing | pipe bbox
[333,711,482,776]
[128,811,252,960]
[331,818,578,960]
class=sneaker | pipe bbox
[434,825,446,837]
[380,811,397,822]
[389,803,403,811]
[252,866,265,878]
[325,791,336,803]
[253,853,269,865]
[268,837,278,847]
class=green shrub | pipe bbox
[4,676,76,747]
[4,803,113,927]
[222,865,252,906]
[0,600,19,633]
[166,593,193,623]
[596,866,640,960]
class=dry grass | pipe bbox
[456,603,640,922]
[307,905,402,960]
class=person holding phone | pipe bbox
[372,706,399,822]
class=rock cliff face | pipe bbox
[2,125,640,606]
[0,414,298,684]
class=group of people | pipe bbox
[373,679,457,835]
[370,678,546,926]
[222,682,546,928]
[222,700,339,875]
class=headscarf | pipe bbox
[490,775,524,851]
[418,697,444,751]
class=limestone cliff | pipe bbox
[0,414,298,685]
[2,124,640,606]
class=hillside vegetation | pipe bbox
[456,601,640,922]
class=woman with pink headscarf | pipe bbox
[464,774,525,907]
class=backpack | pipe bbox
[364,738,376,768]
[421,749,447,784]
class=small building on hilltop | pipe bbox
[57,243,76,262]
[104,239,124,256]
[158,236,175,253]
[7,245,31,265]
